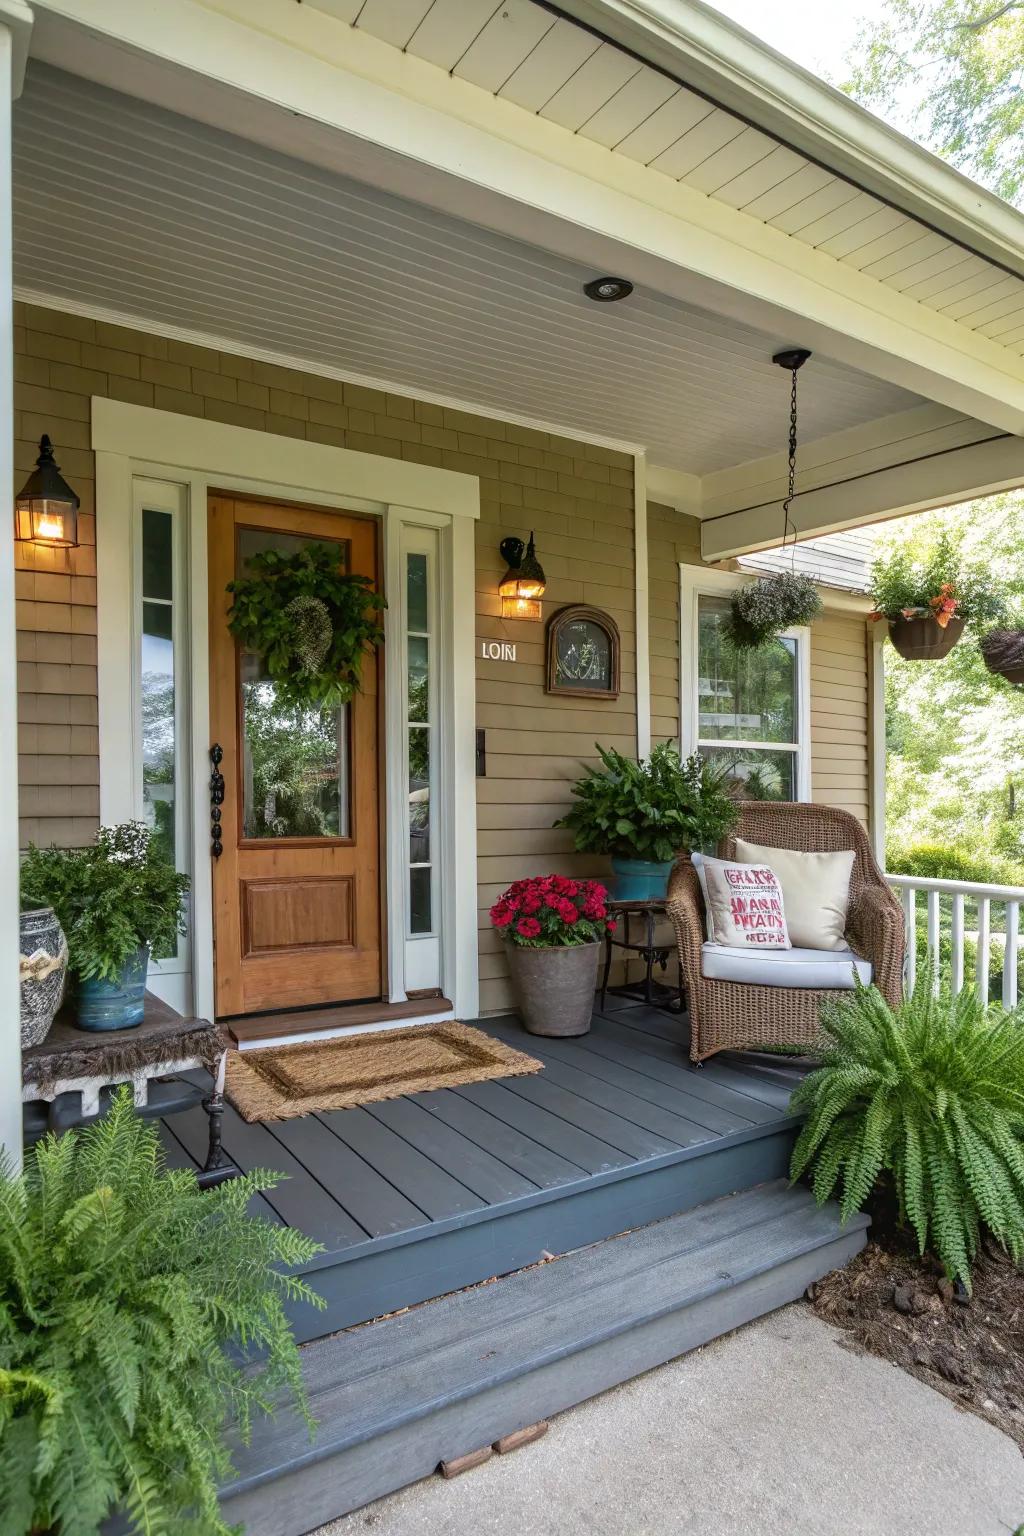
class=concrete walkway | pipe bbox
[319,1306,1024,1536]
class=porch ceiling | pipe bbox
[12,64,924,479]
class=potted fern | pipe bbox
[791,977,1024,1290]
[869,532,1003,662]
[556,743,737,900]
[19,821,189,1031]
[0,1088,323,1534]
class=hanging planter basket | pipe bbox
[980,628,1024,687]
[887,612,964,661]
[727,570,822,650]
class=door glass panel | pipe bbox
[140,508,177,959]
[409,726,430,866]
[236,528,351,841]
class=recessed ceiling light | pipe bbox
[583,276,633,303]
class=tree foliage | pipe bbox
[843,0,1024,204]
[881,494,1024,880]
[791,976,1024,1286]
[0,1090,324,1535]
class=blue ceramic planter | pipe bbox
[76,946,149,1031]
[608,857,674,902]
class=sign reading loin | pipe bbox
[480,639,517,662]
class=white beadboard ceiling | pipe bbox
[301,0,1024,355]
[13,65,924,476]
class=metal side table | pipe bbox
[600,899,684,1011]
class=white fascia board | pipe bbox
[28,0,1024,436]
[645,464,702,516]
[701,432,1024,560]
[572,0,1024,282]
[0,1,33,95]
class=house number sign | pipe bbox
[480,639,517,661]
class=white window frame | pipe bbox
[680,565,812,801]
[94,399,479,1025]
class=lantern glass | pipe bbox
[14,436,81,549]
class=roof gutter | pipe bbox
[555,0,1024,281]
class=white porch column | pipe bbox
[0,2,32,1169]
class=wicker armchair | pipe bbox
[667,802,904,1063]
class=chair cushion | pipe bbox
[690,852,791,950]
[733,840,855,952]
[700,942,872,989]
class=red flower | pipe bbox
[558,899,579,923]
[606,919,617,932]
[516,916,542,939]
[491,903,513,928]
[544,891,563,910]
[521,893,542,914]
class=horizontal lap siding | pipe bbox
[12,303,636,1016]
[647,498,872,827]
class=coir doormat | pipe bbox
[225,1020,542,1123]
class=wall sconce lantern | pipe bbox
[498,531,546,620]
[15,435,80,548]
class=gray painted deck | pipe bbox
[161,998,809,1341]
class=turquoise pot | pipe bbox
[76,946,149,1032]
[608,857,674,902]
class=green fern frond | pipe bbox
[0,1086,323,1534]
[790,975,1024,1286]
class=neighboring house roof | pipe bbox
[737,529,875,594]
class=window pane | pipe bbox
[141,609,175,869]
[408,635,429,723]
[407,552,428,631]
[409,725,430,864]
[697,594,797,744]
[410,866,432,935]
[700,745,796,802]
[142,507,173,601]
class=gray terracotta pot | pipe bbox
[506,940,600,1037]
[19,906,68,1048]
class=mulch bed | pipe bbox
[808,1222,1024,1450]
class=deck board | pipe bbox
[158,1006,804,1337]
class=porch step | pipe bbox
[221,1180,868,1534]
[228,995,453,1047]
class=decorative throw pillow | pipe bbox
[734,840,855,953]
[691,852,791,950]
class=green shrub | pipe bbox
[887,839,1018,886]
[790,977,1024,1288]
[555,742,737,863]
[0,1090,324,1534]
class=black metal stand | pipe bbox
[601,901,684,1012]
[196,1089,241,1189]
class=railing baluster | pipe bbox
[977,898,990,1002]
[1003,900,1019,1009]
[927,890,941,994]
[903,886,916,993]
[950,892,964,994]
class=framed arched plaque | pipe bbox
[546,605,620,699]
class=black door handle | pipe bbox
[209,744,225,858]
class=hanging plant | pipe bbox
[980,627,1024,687]
[869,531,1004,663]
[726,569,822,650]
[227,542,385,709]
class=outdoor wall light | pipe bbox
[498,532,546,620]
[15,435,80,548]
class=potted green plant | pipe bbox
[556,743,738,900]
[0,1087,322,1535]
[869,531,1003,661]
[491,875,615,1036]
[19,821,190,1032]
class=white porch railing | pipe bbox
[886,873,1024,1007]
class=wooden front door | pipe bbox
[208,495,381,1018]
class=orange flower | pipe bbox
[928,583,959,629]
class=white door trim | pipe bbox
[93,399,480,1024]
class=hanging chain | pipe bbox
[782,361,799,567]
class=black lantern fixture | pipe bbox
[498,531,546,620]
[15,435,80,549]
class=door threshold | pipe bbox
[228,995,454,1050]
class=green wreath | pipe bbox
[227,542,385,709]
